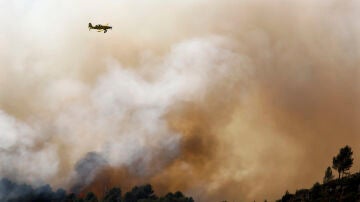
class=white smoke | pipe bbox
[3,1,360,201]
[0,34,245,187]
[0,110,59,184]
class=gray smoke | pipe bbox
[70,152,108,193]
[1,1,360,201]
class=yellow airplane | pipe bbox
[88,23,112,33]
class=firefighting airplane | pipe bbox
[88,23,112,33]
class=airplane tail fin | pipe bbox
[88,23,93,30]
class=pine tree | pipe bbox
[332,145,354,179]
[323,166,334,183]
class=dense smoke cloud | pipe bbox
[0,0,360,201]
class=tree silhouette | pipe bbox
[54,188,66,201]
[323,166,334,183]
[157,191,194,202]
[311,182,321,200]
[281,190,293,202]
[124,184,157,202]
[84,192,98,202]
[0,178,196,202]
[103,187,121,202]
[65,193,77,202]
[332,145,353,179]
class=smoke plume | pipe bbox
[0,0,360,201]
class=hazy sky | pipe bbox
[0,0,360,201]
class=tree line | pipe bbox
[0,180,194,202]
[1,145,358,202]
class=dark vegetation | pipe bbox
[0,145,359,202]
[0,181,194,202]
[276,145,360,202]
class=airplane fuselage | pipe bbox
[89,23,112,33]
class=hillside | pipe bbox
[277,172,360,202]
